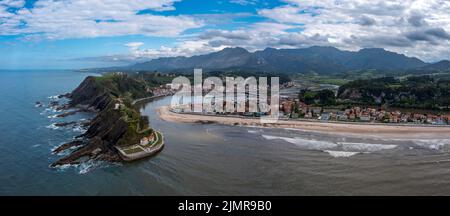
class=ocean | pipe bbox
[1,70,450,195]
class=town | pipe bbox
[280,98,450,125]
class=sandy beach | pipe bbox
[157,106,450,139]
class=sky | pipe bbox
[2,0,450,69]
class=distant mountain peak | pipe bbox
[359,47,387,52]
[421,60,450,71]
[126,46,435,74]
[220,47,249,54]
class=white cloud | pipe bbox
[124,40,226,60]
[0,0,203,39]
[230,0,259,5]
[253,0,450,61]
[4,0,450,62]
[125,42,145,49]
[98,0,450,63]
[0,0,26,8]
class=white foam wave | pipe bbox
[78,162,95,174]
[324,150,360,158]
[262,134,401,157]
[54,164,72,171]
[262,135,338,150]
[47,114,58,119]
[338,142,397,152]
[412,139,450,150]
[73,125,87,133]
[48,95,60,100]
[46,123,60,130]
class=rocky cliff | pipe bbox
[51,74,153,167]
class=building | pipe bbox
[140,133,155,146]
[360,114,371,122]
[320,113,330,122]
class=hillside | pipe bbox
[337,76,450,109]
[52,73,159,167]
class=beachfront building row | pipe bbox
[280,100,450,125]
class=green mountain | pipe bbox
[127,46,428,74]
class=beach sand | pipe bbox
[157,106,450,139]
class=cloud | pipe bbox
[125,42,145,49]
[0,0,203,39]
[254,0,450,61]
[408,12,428,27]
[0,0,26,8]
[4,0,450,63]
[88,0,450,63]
[358,15,377,26]
[229,0,259,6]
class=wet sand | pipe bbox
[157,106,450,139]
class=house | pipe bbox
[140,133,155,146]
[389,116,399,123]
[320,113,331,122]
[281,101,295,114]
[349,113,356,120]
[435,117,446,125]
[305,111,313,118]
[337,111,348,121]
[140,137,149,145]
[360,114,371,122]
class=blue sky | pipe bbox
[1,0,450,69]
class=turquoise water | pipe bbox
[3,70,450,195]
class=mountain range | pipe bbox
[106,46,450,74]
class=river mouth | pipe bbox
[134,96,450,195]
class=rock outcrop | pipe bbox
[51,74,153,167]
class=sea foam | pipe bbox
[324,150,360,158]
[337,142,397,152]
[262,135,338,150]
[412,139,450,150]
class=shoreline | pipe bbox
[157,106,450,139]
[132,94,173,105]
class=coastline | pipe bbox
[132,94,172,105]
[157,105,450,139]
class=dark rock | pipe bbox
[49,101,59,107]
[58,93,70,99]
[52,140,84,154]
[56,108,91,118]
[51,75,156,166]
[53,121,77,127]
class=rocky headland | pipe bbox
[50,73,168,167]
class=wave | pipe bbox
[48,95,60,100]
[262,135,338,150]
[47,114,58,119]
[78,161,95,174]
[411,139,450,150]
[337,142,397,152]
[262,135,399,158]
[46,123,60,130]
[72,125,87,133]
[324,150,360,158]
